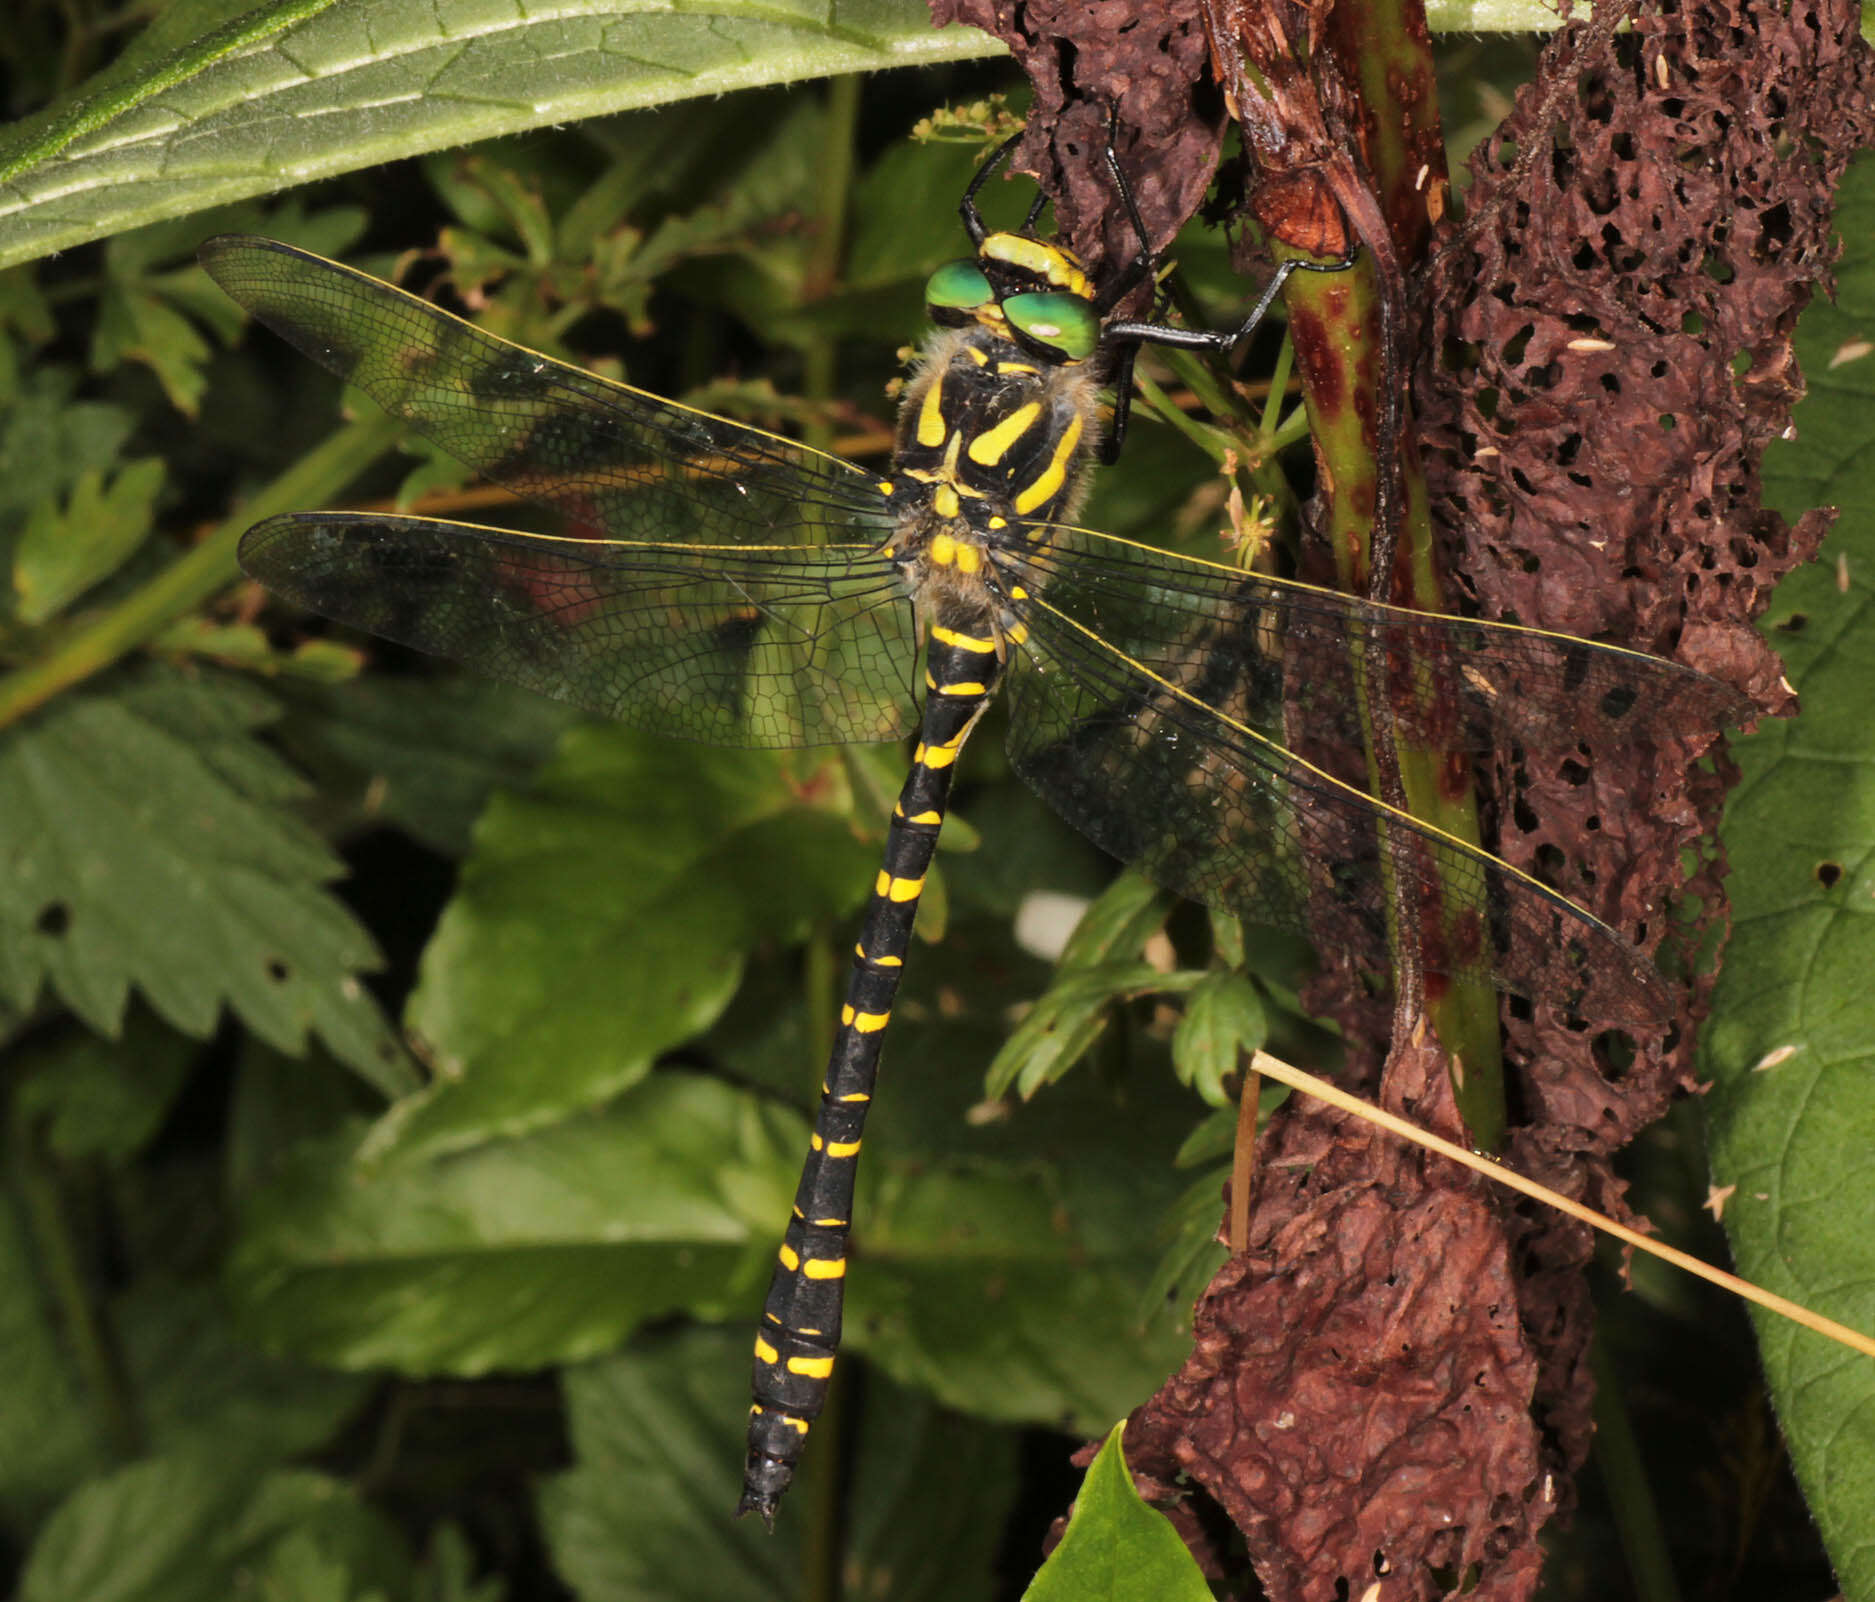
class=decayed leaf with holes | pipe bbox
[1113,0,1874,1593]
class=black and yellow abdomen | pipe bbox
[740,298,1105,1524]
[739,606,1008,1520]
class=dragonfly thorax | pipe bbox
[889,324,1102,541]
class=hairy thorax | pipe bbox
[881,324,1103,639]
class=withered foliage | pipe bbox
[927,0,1224,301]
[931,0,1869,1594]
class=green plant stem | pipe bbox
[1590,1330,1683,1602]
[1258,336,1297,438]
[800,74,860,456]
[9,1110,143,1460]
[0,410,400,730]
[1278,249,1504,1147]
[798,1360,845,1602]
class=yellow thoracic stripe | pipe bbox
[930,624,997,652]
[1013,413,1085,515]
[967,402,1042,466]
[1021,591,1604,924]
[917,371,949,447]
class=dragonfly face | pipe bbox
[202,181,1748,1526]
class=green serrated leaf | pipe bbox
[14,459,164,624]
[0,1178,369,1533]
[986,959,1174,1098]
[1706,149,1875,1602]
[270,673,575,858]
[230,1072,799,1372]
[368,725,875,1162]
[1021,1425,1211,1602]
[0,0,1006,271]
[984,869,1185,1097]
[13,1009,196,1163]
[0,669,408,1094]
[19,1453,408,1602]
[1058,870,1176,968]
[0,369,135,525]
[416,1525,506,1602]
[1170,969,1267,1108]
[91,277,213,417]
[537,1328,1016,1602]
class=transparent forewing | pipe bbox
[998,584,1670,1024]
[240,514,919,748]
[1001,524,1753,758]
[200,236,890,545]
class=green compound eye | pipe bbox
[925,260,994,312]
[1002,291,1099,361]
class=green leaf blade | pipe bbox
[376,725,877,1161]
[1021,1425,1211,1602]
[1706,150,1875,1601]
[0,0,1004,270]
[0,672,405,1091]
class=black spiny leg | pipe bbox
[739,620,1004,1526]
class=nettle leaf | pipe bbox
[0,370,135,529]
[0,1187,368,1536]
[0,669,407,1094]
[986,870,1183,1098]
[18,1451,408,1602]
[538,1328,1015,1602]
[231,1072,799,1372]
[13,458,164,624]
[367,725,877,1162]
[1170,969,1267,1108]
[1707,151,1875,1600]
[1021,1426,1211,1602]
[271,674,577,859]
[0,0,1005,271]
[12,1009,196,1163]
[849,953,1200,1433]
[234,1004,1192,1422]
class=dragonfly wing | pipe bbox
[200,235,890,543]
[241,514,919,749]
[998,582,1670,1025]
[1009,524,1752,757]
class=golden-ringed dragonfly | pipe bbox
[201,139,1749,1528]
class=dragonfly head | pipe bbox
[924,233,1100,367]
